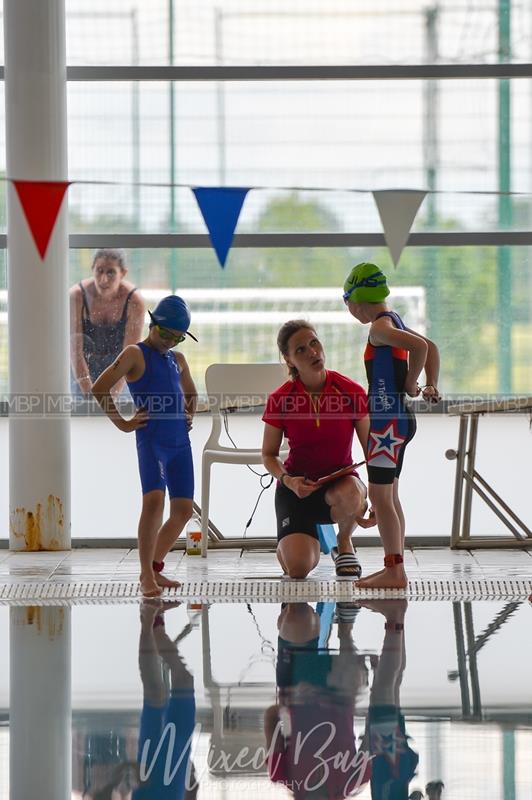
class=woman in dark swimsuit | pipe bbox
[70,249,146,397]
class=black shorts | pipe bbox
[276,636,331,688]
[275,482,333,542]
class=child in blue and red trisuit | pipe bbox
[93,295,198,598]
[343,263,440,589]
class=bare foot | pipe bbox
[155,572,181,590]
[357,560,407,583]
[140,598,163,620]
[355,566,408,590]
[158,599,183,610]
[356,598,408,618]
[140,575,163,598]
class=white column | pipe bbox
[10,606,71,799]
[4,0,70,549]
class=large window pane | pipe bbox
[67,78,532,235]
[2,240,529,399]
[68,245,532,396]
[63,1,532,67]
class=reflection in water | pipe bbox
[360,599,418,800]
[266,600,426,799]
[9,606,71,800]
[266,601,371,798]
[3,598,532,799]
[425,781,444,799]
[134,601,197,800]
[76,601,197,800]
[79,731,133,800]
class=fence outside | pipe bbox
[0,286,425,397]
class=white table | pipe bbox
[446,397,532,548]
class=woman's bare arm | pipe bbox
[262,422,319,497]
[123,291,146,347]
[69,285,92,394]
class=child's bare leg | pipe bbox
[153,623,195,692]
[393,478,406,548]
[153,497,193,589]
[356,483,407,589]
[138,600,167,703]
[369,478,406,580]
[362,599,407,704]
[138,490,165,597]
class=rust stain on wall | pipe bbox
[16,606,65,640]
[26,607,36,627]
[10,495,66,551]
[46,607,65,639]
[26,511,39,550]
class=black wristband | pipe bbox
[280,473,288,488]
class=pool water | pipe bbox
[0,598,531,799]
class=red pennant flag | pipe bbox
[12,180,70,259]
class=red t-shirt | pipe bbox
[262,370,368,481]
[268,702,372,799]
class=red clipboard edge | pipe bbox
[315,460,366,486]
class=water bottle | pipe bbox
[186,512,202,555]
[186,602,202,627]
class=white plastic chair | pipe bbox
[201,362,289,556]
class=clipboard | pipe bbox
[315,460,366,486]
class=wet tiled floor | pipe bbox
[0,549,531,798]
[0,546,531,583]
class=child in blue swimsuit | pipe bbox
[343,263,440,589]
[92,295,198,598]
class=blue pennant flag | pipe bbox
[192,187,249,268]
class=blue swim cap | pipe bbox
[148,295,198,341]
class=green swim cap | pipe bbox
[343,262,390,304]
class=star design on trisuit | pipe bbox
[371,728,408,772]
[368,420,406,464]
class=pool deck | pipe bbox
[0,547,531,602]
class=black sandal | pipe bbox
[331,546,362,579]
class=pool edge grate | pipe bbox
[0,577,530,604]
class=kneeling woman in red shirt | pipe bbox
[262,320,371,579]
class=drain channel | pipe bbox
[0,577,530,604]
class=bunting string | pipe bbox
[5,176,529,267]
[2,174,530,196]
